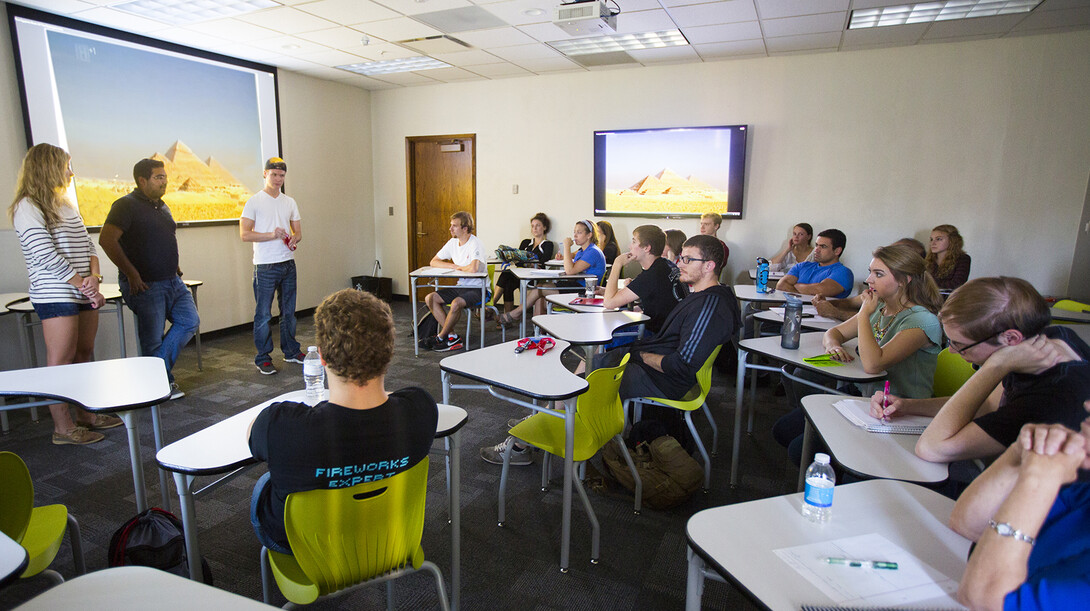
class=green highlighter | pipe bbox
[823,557,898,570]
[802,354,846,367]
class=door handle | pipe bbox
[416,221,426,237]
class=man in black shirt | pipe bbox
[602,225,688,334]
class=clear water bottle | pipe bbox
[801,453,835,524]
[755,257,770,293]
[781,293,803,349]
[303,346,324,405]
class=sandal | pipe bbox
[84,413,124,430]
[497,312,517,329]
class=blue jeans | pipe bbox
[119,275,200,382]
[253,261,301,364]
[250,472,292,555]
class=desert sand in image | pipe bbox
[76,140,252,225]
[606,168,730,215]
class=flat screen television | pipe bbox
[593,124,747,219]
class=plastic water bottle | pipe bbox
[801,453,835,524]
[303,346,324,405]
[755,257,770,293]
[781,293,803,349]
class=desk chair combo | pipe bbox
[261,458,449,609]
[0,451,85,586]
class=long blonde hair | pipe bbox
[924,224,966,280]
[8,143,73,228]
[874,244,944,314]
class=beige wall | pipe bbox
[0,2,374,368]
[371,31,1090,297]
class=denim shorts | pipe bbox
[436,287,488,308]
[32,301,94,320]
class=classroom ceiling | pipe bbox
[8,0,1090,90]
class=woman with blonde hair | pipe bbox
[926,224,971,290]
[768,223,816,272]
[10,143,115,445]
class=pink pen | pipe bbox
[882,380,891,423]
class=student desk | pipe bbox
[747,269,786,281]
[1051,306,1090,323]
[685,479,969,611]
[0,357,171,513]
[439,339,588,573]
[155,389,468,609]
[510,267,594,339]
[15,565,276,610]
[753,308,839,332]
[733,284,815,340]
[545,292,622,313]
[732,334,885,488]
[410,266,488,357]
[531,311,648,368]
[800,394,948,490]
[0,293,35,432]
[0,531,28,589]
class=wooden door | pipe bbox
[407,135,476,281]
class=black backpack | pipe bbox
[108,508,212,585]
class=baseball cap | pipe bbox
[265,157,287,171]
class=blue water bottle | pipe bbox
[755,257,770,293]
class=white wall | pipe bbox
[371,31,1090,297]
[0,2,374,369]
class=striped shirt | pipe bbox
[13,198,97,304]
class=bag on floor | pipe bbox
[601,434,703,509]
[108,507,212,585]
[408,311,439,341]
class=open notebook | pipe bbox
[833,398,932,435]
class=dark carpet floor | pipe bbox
[0,299,801,610]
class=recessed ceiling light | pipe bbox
[282,43,301,50]
[548,30,689,56]
[849,0,1041,29]
[524,8,547,17]
[111,0,278,26]
[336,57,451,75]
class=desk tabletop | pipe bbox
[410,266,486,278]
[802,394,948,483]
[532,312,647,345]
[0,357,170,411]
[754,309,840,332]
[687,479,968,611]
[1051,306,1090,323]
[512,266,593,280]
[545,292,621,313]
[0,292,29,314]
[733,284,815,304]
[739,333,886,382]
[440,338,587,400]
[748,269,787,280]
[0,530,28,588]
[183,279,204,288]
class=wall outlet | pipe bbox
[388,206,394,216]
[512,184,519,195]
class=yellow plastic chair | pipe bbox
[932,348,976,398]
[1053,299,1090,325]
[260,459,449,610]
[624,345,723,491]
[0,451,85,585]
[497,354,640,564]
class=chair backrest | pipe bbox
[0,451,33,543]
[1054,299,1090,313]
[574,354,630,446]
[282,458,430,597]
[933,348,975,398]
[694,345,723,399]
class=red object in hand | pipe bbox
[283,235,296,251]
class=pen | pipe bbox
[881,380,891,423]
[823,557,898,570]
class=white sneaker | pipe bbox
[480,436,532,466]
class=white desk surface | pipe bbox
[532,312,648,345]
[0,292,29,314]
[440,338,587,400]
[15,565,276,610]
[0,357,170,411]
[512,266,593,281]
[410,266,486,278]
[1052,306,1090,323]
[754,309,840,332]
[739,333,886,383]
[1,530,28,588]
[733,284,815,304]
[687,479,969,611]
[747,269,787,280]
[545,292,620,313]
[157,389,467,475]
[802,394,948,483]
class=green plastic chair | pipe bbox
[624,345,723,491]
[260,459,449,609]
[0,451,85,585]
[462,262,505,347]
[932,348,976,398]
[1055,299,1090,313]
[498,354,640,564]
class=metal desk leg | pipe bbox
[173,472,204,582]
[686,546,705,611]
[151,404,170,510]
[798,419,814,492]
[449,428,461,611]
[519,278,529,339]
[119,410,148,513]
[189,285,201,371]
[412,277,421,357]
[114,299,127,358]
[478,285,485,351]
[560,396,575,572]
[730,348,748,488]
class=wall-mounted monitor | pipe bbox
[7,5,281,227]
[593,124,748,220]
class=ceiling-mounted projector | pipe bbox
[553,1,617,36]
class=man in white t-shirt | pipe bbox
[421,211,488,352]
[240,157,304,375]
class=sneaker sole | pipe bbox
[433,343,464,352]
[283,358,305,364]
[257,366,278,375]
[170,392,185,400]
[480,451,533,466]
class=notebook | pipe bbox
[833,398,931,435]
[569,297,604,306]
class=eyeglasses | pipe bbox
[948,331,1000,354]
[678,256,710,265]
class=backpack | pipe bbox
[108,508,212,585]
[494,245,538,265]
[601,433,704,510]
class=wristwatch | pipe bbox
[92,274,103,282]
[988,520,1035,545]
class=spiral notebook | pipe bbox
[833,398,931,435]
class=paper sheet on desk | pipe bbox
[529,269,565,277]
[773,533,961,607]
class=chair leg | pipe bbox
[66,514,86,575]
[613,435,641,515]
[571,462,600,563]
[260,547,273,604]
[700,401,718,456]
[420,560,452,611]
[541,453,551,491]
[498,440,514,526]
[684,412,712,491]
[40,569,64,585]
[385,580,395,611]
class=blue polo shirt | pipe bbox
[786,261,854,298]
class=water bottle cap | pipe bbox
[307,346,318,352]
[815,453,830,464]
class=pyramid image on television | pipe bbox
[607,168,729,215]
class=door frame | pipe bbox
[405,134,477,270]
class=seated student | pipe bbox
[498,219,605,326]
[248,289,438,555]
[812,237,926,321]
[773,244,944,464]
[699,212,730,267]
[493,212,554,314]
[870,277,1090,463]
[663,229,686,264]
[896,236,927,259]
[926,224,972,291]
[950,408,1090,611]
[602,225,688,334]
[775,228,854,299]
[421,211,488,352]
[596,220,620,262]
[768,223,816,272]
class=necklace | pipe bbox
[872,303,907,343]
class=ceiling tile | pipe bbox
[756,0,849,19]
[512,55,584,71]
[518,21,582,41]
[487,42,563,60]
[266,56,326,71]
[618,0,671,10]
[849,0,924,9]
[681,20,763,44]
[615,9,678,33]
[424,66,488,80]
[411,6,509,33]
[10,0,96,13]
[154,28,232,51]
[668,2,760,27]
[375,0,475,16]
[840,22,927,45]
[69,7,169,32]
[186,18,281,42]
[693,38,767,57]
[295,27,374,48]
[1012,6,1090,30]
[237,7,337,34]
[431,48,504,64]
[658,0,743,8]
[359,17,443,41]
[247,35,329,54]
[297,48,370,65]
[922,13,1027,39]
[629,44,701,63]
[466,61,533,76]
[293,0,401,25]
[456,26,538,47]
[479,0,554,26]
[348,41,423,60]
[373,71,443,84]
[1036,0,1085,8]
[761,11,847,37]
[764,30,841,51]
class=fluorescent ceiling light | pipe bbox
[337,57,451,75]
[549,30,689,56]
[112,0,278,26]
[849,1,1041,29]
